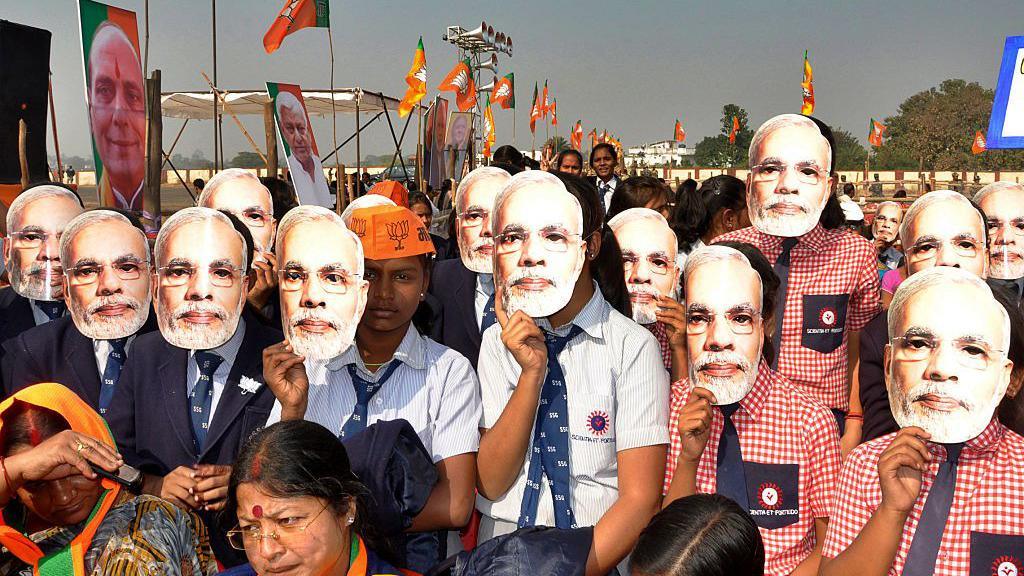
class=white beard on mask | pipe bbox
[629,284,660,325]
[750,193,821,238]
[73,293,149,340]
[501,256,584,318]
[10,259,63,301]
[286,306,357,361]
[990,246,1024,280]
[460,237,494,274]
[689,349,760,405]
[159,299,240,350]
[888,377,1002,443]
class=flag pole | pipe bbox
[417,104,424,193]
[328,18,342,211]
[513,106,517,147]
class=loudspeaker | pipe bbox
[0,20,51,185]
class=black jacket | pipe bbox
[428,259,485,368]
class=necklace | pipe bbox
[363,359,391,368]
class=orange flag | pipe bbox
[541,80,550,118]
[972,130,987,155]
[483,96,496,158]
[729,116,739,145]
[571,120,583,150]
[529,82,542,134]
[588,128,597,146]
[868,118,886,147]
[263,0,330,54]
[674,119,685,143]
[438,58,476,112]
[801,50,815,115]
[492,73,515,109]
[550,99,558,126]
[398,38,427,118]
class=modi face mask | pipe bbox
[609,208,679,325]
[63,212,151,340]
[5,188,84,301]
[277,206,368,361]
[456,168,510,274]
[493,173,586,318]
[886,274,1012,443]
[977,184,1024,280]
[154,209,247,350]
[747,116,832,238]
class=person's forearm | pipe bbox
[791,519,827,576]
[847,332,862,414]
[662,456,699,508]
[0,455,25,506]
[141,472,163,496]
[477,368,544,500]
[819,507,907,576]
[586,490,662,576]
[670,347,686,384]
[409,455,476,531]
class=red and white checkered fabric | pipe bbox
[822,420,1024,575]
[664,363,842,575]
[713,225,880,410]
[644,321,672,374]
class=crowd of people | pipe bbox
[0,111,1021,576]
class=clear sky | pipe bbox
[7,0,1024,164]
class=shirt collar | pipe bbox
[737,361,775,422]
[936,417,1006,460]
[535,281,606,340]
[476,273,494,296]
[188,316,246,367]
[328,323,425,373]
[754,223,830,253]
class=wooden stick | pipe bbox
[48,76,62,180]
[18,120,29,190]
[200,71,267,166]
[328,21,343,212]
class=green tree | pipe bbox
[873,79,1024,170]
[544,136,569,153]
[831,127,868,171]
[229,151,265,168]
[694,104,753,167]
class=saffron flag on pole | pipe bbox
[571,121,583,150]
[729,116,740,145]
[493,72,514,109]
[550,99,558,126]
[868,118,886,147]
[588,128,597,147]
[529,82,541,134]
[438,58,476,112]
[600,130,608,144]
[972,130,987,154]
[398,37,426,118]
[483,96,496,158]
[801,50,815,115]
[541,80,550,117]
[674,119,685,143]
[263,0,330,54]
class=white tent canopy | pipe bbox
[160,88,415,120]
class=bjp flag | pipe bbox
[550,99,558,126]
[729,116,740,145]
[493,72,515,109]
[868,118,886,147]
[972,130,987,155]
[588,128,597,146]
[801,50,815,115]
[541,80,550,117]
[674,119,685,143]
[263,0,330,54]
[398,37,426,118]
[529,82,541,134]
[483,96,496,157]
[571,121,584,150]
[438,58,476,112]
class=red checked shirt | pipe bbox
[822,420,1024,575]
[644,321,672,374]
[714,225,880,410]
[664,362,842,576]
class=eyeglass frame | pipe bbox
[227,207,273,228]
[493,227,582,255]
[8,229,63,250]
[749,161,826,186]
[684,308,763,335]
[276,267,362,295]
[621,252,675,276]
[155,263,246,288]
[987,217,1024,238]
[226,502,331,551]
[889,335,1006,371]
[64,259,151,286]
[457,208,491,228]
[904,234,982,263]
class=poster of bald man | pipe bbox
[267,82,334,209]
[77,0,146,212]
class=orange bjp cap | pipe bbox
[349,205,435,260]
[368,180,410,208]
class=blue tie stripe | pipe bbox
[481,293,497,333]
[38,301,66,321]
[339,361,402,439]
[190,351,223,453]
[902,443,964,576]
[518,325,582,530]
[716,403,749,512]
[98,337,129,414]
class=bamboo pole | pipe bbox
[18,120,29,190]
[264,103,277,177]
[201,72,267,166]
[144,70,162,229]
[47,76,62,180]
[328,20,342,210]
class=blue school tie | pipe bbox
[190,351,223,452]
[518,325,583,529]
[481,293,497,333]
[902,443,964,576]
[716,403,749,511]
[36,300,66,321]
[339,361,403,439]
[770,238,799,369]
[97,337,129,414]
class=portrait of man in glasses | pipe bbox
[609,207,679,325]
[276,206,368,360]
[5,185,85,301]
[62,210,151,339]
[492,171,586,318]
[153,207,248,350]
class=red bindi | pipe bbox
[28,424,41,447]
[252,505,263,518]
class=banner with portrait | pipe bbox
[78,0,145,212]
[446,111,474,182]
[423,96,449,189]
[267,82,333,209]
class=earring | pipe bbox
[346,516,355,526]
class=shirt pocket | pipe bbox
[240,406,271,444]
[970,532,1024,576]
[567,394,617,480]
[801,294,850,354]
[743,462,800,530]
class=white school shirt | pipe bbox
[476,283,670,531]
[184,317,246,420]
[598,177,618,209]
[474,273,494,329]
[93,336,137,379]
[267,324,481,463]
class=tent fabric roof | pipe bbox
[160,88,416,120]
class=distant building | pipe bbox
[624,140,694,168]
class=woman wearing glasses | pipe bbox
[263,205,481,573]
[218,420,413,576]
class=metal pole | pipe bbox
[144,70,162,230]
[355,94,361,184]
[212,0,218,171]
[144,0,150,76]
[328,21,342,209]
[47,76,62,180]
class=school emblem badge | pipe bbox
[758,482,782,510]
[819,307,837,328]
[993,555,1022,576]
[586,410,610,436]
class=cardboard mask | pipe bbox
[6,186,84,302]
[277,206,368,361]
[456,167,511,275]
[609,208,680,325]
[62,211,151,339]
[493,172,586,318]
[976,183,1024,280]
[154,208,247,350]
